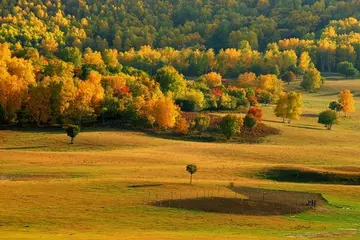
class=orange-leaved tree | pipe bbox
[338,89,355,117]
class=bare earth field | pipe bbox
[1,79,360,239]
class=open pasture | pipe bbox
[1,79,360,239]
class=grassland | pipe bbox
[1,79,360,239]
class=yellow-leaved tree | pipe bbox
[237,72,256,87]
[338,89,355,117]
[286,91,303,124]
[0,43,36,121]
[201,72,222,88]
[151,95,179,129]
[27,83,52,125]
[274,92,287,123]
[274,91,302,123]
[298,51,311,72]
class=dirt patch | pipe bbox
[0,173,82,181]
[258,167,360,185]
[152,187,326,216]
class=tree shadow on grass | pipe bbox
[0,146,48,150]
[288,124,324,131]
[301,113,319,118]
[263,119,284,124]
[258,168,360,185]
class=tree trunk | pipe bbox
[190,174,193,184]
[71,137,74,144]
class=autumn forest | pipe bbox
[1,1,360,239]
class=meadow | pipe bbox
[1,79,360,240]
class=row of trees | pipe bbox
[0,42,287,128]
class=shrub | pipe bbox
[174,116,190,135]
[244,114,257,128]
[336,61,359,78]
[219,114,243,139]
[247,107,263,122]
[318,110,338,130]
[193,113,210,132]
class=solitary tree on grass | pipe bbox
[318,110,338,130]
[186,164,198,184]
[66,125,80,144]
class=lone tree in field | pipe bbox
[318,110,338,130]
[220,114,243,139]
[338,89,355,117]
[186,164,197,184]
[66,125,80,144]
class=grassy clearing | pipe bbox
[1,79,360,239]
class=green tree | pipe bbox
[219,114,243,139]
[244,114,257,128]
[281,71,296,85]
[301,67,322,92]
[66,125,80,144]
[155,66,186,97]
[318,110,338,130]
[328,101,343,114]
[193,113,210,132]
[186,164,198,184]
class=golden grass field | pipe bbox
[1,79,360,239]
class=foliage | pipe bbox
[247,107,263,122]
[244,114,257,128]
[174,116,190,135]
[318,110,338,130]
[337,62,359,78]
[186,164,198,184]
[329,101,343,113]
[338,89,355,116]
[66,125,80,144]
[219,114,243,139]
[274,91,302,123]
[193,114,210,132]
[301,68,322,92]
[151,95,180,129]
[155,66,186,97]
[281,71,296,85]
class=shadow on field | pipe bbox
[259,167,360,185]
[151,187,327,216]
[0,146,48,150]
[289,124,323,131]
[301,113,319,118]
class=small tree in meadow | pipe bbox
[66,125,80,144]
[186,164,198,184]
[220,114,243,139]
[318,110,338,130]
[328,101,343,115]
